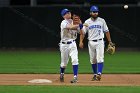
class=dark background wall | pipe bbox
[0,0,140,48]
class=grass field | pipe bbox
[0,86,140,93]
[0,50,140,93]
[0,50,140,74]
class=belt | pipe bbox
[62,40,74,44]
[92,38,103,42]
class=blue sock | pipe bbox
[91,64,97,74]
[60,67,65,74]
[73,65,78,76]
[97,62,104,74]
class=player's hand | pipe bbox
[109,41,115,46]
[79,42,84,49]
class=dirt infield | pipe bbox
[0,74,140,86]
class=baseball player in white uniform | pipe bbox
[59,9,83,83]
[79,5,113,81]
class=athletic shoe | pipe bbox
[70,77,78,83]
[96,74,101,81]
[91,75,97,81]
[60,73,64,82]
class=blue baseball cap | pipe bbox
[90,5,99,12]
[61,9,70,16]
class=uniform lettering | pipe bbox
[89,25,101,29]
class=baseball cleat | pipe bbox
[96,74,101,81]
[91,75,97,81]
[60,74,64,82]
[70,77,78,83]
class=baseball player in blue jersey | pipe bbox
[79,5,114,81]
[59,9,83,83]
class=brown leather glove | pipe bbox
[72,14,81,25]
[106,42,115,55]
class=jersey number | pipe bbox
[71,31,77,38]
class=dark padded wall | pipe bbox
[0,6,139,48]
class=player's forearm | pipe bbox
[105,31,112,43]
[66,24,79,30]
[79,30,84,48]
[80,30,84,43]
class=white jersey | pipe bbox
[83,17,109,40]
[60,19,79,42]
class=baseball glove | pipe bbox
[72,14,81,25]
[106,42,115,55]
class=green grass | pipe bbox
[0,50,140,92]
[0,86,140,93]
[104,51,140,73]
[0,50,140,74]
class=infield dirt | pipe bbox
[0,74,140,86]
